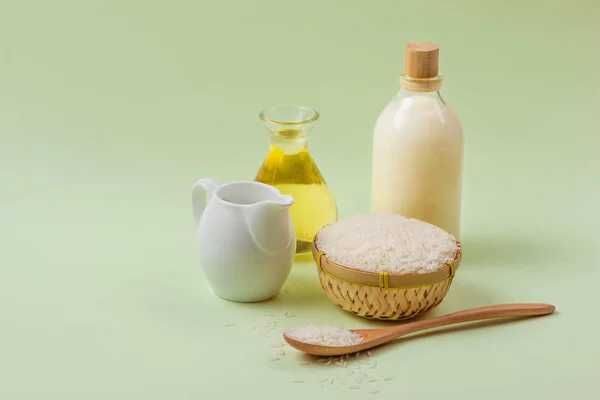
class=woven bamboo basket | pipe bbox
[312,230,462,321]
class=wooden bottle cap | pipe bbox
[404,42,439,79]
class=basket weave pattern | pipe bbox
[313,237,462,321]
[317,268,453,320]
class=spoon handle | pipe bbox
[383,303,555,339]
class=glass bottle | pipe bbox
[371,42,464,238]
[254,105,338,254]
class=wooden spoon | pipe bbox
[283,303,555,356]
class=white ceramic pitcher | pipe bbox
[192,178,296,302]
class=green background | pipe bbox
[1,0,599,399]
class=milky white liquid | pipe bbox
[371,94,464,238]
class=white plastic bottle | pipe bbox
[371,42,464,239]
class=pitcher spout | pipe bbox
[275,194,294,207]
[244,194,295,256]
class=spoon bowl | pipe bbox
[283,328,392,357]
[283,303,556,356]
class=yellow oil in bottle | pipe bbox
[255,129,338,254]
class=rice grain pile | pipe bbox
[285,325,363,346]
[315,213,458,274]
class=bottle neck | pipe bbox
[270,135,308,155]
[397,87,446,105]
[399,74,443,93]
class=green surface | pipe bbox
[1,0,599,399]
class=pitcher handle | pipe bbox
[191,178,220,225]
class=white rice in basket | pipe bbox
[286,325,363,346]
[315,213,458,274]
